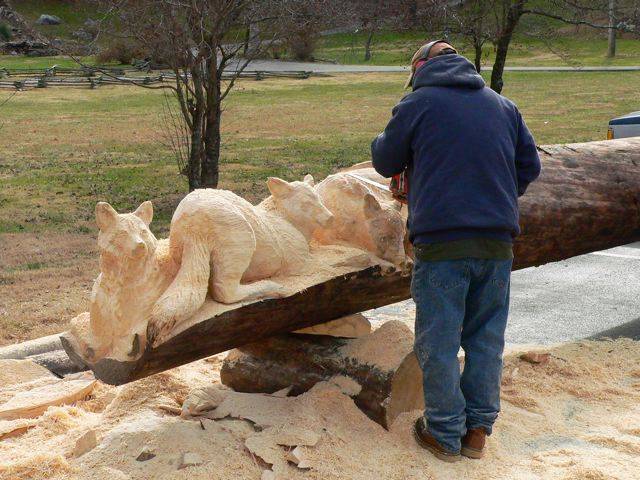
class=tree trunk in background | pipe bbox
[201,107,221,189]
[188,114,204,191]
[607,0,616,58]
[202,56,222,189]
[490,0,524,93]
[364,29,374,61]
[474,40,483,73]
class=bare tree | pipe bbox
[450,0,494,72]
[422,0,640,93]
[607,0,617,57]
[92,0,338,191]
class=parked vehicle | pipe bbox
[608,111,640,139]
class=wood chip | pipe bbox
[0,374,96,420]
[519,352,551,365]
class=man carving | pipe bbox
[371,40,541,461]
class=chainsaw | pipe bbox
[345,171,409,205]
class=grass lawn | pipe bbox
[316,31,640,67]
[1,70,639,344]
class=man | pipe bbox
[371,41,541,462]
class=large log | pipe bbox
[220,321,424,429]
[61,138,640,385]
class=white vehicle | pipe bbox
[608,111,640,139]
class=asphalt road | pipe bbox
[229,59,640,74]
[364,242,640,345]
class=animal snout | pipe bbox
[132,240,147,257]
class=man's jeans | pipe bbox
[411,257,512,453]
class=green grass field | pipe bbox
[316,31,640,67]
[1,70,638,237]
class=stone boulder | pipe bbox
[36,14,62,26]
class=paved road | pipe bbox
[229,59,640,74]
[364,242,640,345]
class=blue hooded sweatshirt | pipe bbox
[371,54,541,245]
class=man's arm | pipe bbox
[371,98,418,178]
[514,110,541,196]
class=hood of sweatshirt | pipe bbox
[412,54,485,90]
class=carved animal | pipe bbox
[86,175,333,358]
[314,169,406,265]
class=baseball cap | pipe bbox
[404,40,456,89]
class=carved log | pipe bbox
[61,138,640,385]
[221,321,424,429]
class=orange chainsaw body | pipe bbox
[390,171,409,204]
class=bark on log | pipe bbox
[61,138,640,385]
[27,350,86,377]
[0,334,63,360]
[221,321,424,429]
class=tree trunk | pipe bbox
[490,1,524,93]
[61,138,640,386]
[364,29,375,62]
[187,63,207,192]
[201,106,221,189]
[187,116,203,192]
[607,0,616,58]
[474,40,483,73]
[201,57,222,189]
[220,321,424,429]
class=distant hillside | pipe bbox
[12,0,95,41]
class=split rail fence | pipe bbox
[0,65,313,90]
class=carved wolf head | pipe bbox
[267,175,333,237]
[362,193,406,265]
[95,201,158,274]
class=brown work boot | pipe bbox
[461,427,487,459]
[413,417,461,463]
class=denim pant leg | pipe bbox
[460,258,512,435]
[412,258,469,453]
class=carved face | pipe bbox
[267,175,333,231]
[95,201,157,264]
[362,194,406,264]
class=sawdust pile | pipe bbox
[1,338,640,480]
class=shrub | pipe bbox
[0,22,12,41]
[285,29,319,61]
[96,40,145,65]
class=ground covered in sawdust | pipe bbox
[1,338,640,480]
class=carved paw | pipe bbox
[255,280,287,300]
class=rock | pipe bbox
[135,446,156,462]
[519,352,551,365]
[36,14,62,26]
[72,29,93,42]
[178,452,203,470]
[73,429,97,458]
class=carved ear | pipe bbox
[95,202,118,231]
[267,177,293,198]
[363,193,382,220]
[133,201,153,226]
[303,174,315,186]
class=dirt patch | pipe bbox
[0,233,97,346]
